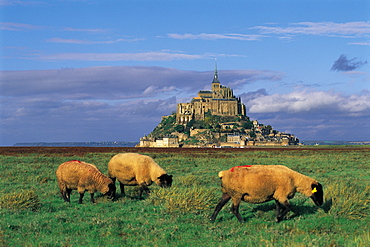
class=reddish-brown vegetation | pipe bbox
[0,146,368,157]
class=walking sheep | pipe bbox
[56,160,115,204]
[108,153,173,197]
[210,165,323,223]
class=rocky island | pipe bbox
[137,67,299,148]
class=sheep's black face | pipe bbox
[310,183,323,206]
[105,183,116,200]
[158,174,173,188]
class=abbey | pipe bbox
[138,65,299,148]
[176,66,246,124]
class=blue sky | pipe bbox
[1,0,369,145]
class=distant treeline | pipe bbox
[13,141,139,147]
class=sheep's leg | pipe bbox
[275,200,291,222]
[275,200,282,221]
[139,184,150,197]
[231,198,244,223]
[110,177,117,198]
[60,189,68,202]
[65,188,72,203]
[78,193,84,204]
[119,182,125,196]
[209,193,231,222]
[90,193,95,203]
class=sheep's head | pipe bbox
[103,182,116,200]
[310,182,323,206]
[157,174,173,188]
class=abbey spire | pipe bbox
[212,58,220,83]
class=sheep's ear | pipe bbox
[311,183,323,193]
[310,182,324,206]
[311,183,317,193]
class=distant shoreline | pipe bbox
[301,141,370,145]
[11,140,370,147]
[13,141,139,147]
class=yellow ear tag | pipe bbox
[312,188,317,193]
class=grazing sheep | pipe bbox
[56,160,115,204]
[210,165,323,223]
[108,153,173,197]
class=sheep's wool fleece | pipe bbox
[56,160,110,193]
[108,153,166,186]
[219,165,317,203]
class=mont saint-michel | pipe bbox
[138,67,299,148]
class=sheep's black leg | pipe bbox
[231,200,244,223]
[64,188,72,203]
[61,189,69,202]
[109,178,117,199]
[119,182,125,196]
[275,200,282,214]
[139,184,150,197]
[78,193,84,204]
[275,200,284,222]
[209,193,231,222]
[90,193,95,203]
[275,200,291,222]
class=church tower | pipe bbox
[212,59,220,91]
[176,62,246,124]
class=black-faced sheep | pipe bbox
[210,165,323,223]
[108,153,173,197]
[56,160,115,204]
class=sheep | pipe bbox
[108,153,173,197]
[56,160,116,204]
[210,165,323,223]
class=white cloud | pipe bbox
[245,90,370,141]
[46,37,142,44]
[166,22,370,42]
[0,0,44,6]
[62,27,107,33]
[0,22,45,31]
[340,93,370,114]
[143,85,176,95]
[246,90,370,116]
[348,42,370,46]
[253,21,370,38]
[167,33,264,41]
[38,52,205,61]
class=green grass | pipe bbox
[0,147,369,246]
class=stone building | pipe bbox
[176,66,246,124]
[139,135,179,148]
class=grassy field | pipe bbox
[0,146,369,246]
